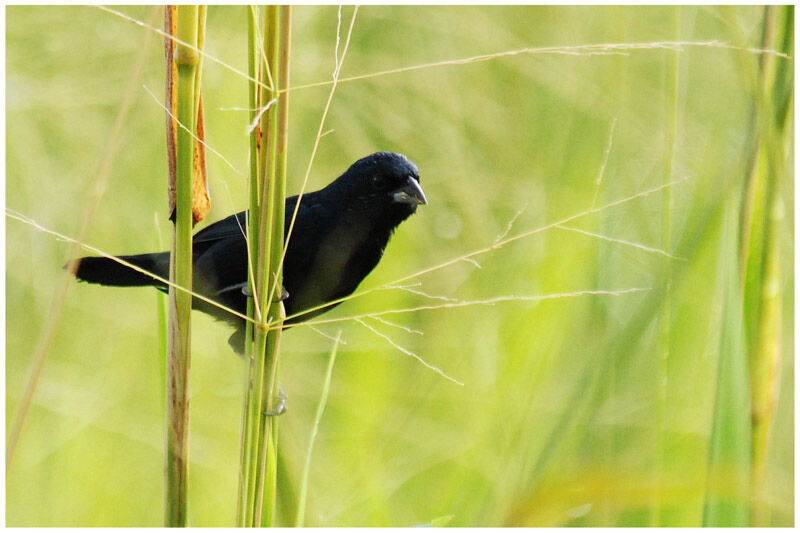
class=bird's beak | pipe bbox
[392,177,428,206]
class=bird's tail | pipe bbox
[69,253,169,287]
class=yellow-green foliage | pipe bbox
[5,6,793,526]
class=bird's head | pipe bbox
[331,152,427,223]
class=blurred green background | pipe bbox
[6,5,793,527]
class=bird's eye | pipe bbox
[371,175,386,189]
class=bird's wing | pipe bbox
[192,211,249,244]
[282,191,328,237]
[192,191,329,305]
[192,193,313,245]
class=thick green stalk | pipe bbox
[155,213,167,413]
[750,150,781,526]
[265,4,290,317]
[739,6,791,525]
[256,5,279,306]
[262,8,292,521]
[737,10,772,281]
[237,6,260,526]
[248,6,279,523]
[239,5,290,526]
[702,196,752,526]
[749,7,790,525]
[256,6,290,526]
[165,5,200,527]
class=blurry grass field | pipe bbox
[5,5,793,527]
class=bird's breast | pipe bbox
[284,215,391,318]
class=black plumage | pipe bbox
[71,152,427,352]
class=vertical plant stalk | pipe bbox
[165,6,178,213]
[240,5,272,525]
[165,5,204,526]
[701,196,752,527]
[736,10,773,282]
[248,7,279,523]
[747,6,791,525]
[191,5,211,224]
[237,7,261,526]
[238,5,291,527]
[155,213,168,412]
[749,162,781,527]
[258,9,290,526]
[167,6,210,227]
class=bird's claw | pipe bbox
[277,286,290,302]
[263,382,288,417]
[241,284,289,304]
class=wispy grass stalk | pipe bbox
[296,332,341,527]
[165,5,204,526]
[96,7,792,90]
[282,40,790,93]
[278,177,689,327]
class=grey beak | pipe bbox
[392,177,428,206]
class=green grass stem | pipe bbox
[248,6,279,523]
[155,212,167,412]
[237,7,260,526]
[748,7,790,525]
[737,6,792,525]
[702,196,752,526]
[296,332,341,527]
[165,5,202,526]
[238,5,291,526]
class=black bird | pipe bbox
[71,151,427,352]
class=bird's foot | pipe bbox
[240,284,289,304]
[263,382,288,416]
[277,286,290,302]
